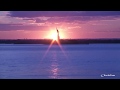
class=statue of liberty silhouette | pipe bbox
[56,28,60,42]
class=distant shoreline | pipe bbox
[1,39,120,44]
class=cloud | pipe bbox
[35,16,120,24]
[94,30,120,32]
[1,11,120,32]
[8,11,120,18]
[0,24,49,31]
[5,11,120,26]
[79,11,120,16]
[0,11,9,16]
[8,11,78,18]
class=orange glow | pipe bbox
[41,28,68,61]
[50,31,57,40]
[47,29,65,40]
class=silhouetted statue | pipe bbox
[56,28,60,42]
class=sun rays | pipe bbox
[41,28,68,61]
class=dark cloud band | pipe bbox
[8,11,120,18]
[0,24,49,31]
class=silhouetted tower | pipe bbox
[56,28,60,42]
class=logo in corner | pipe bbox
[101,74,115,77]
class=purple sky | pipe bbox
[0,11,120,39]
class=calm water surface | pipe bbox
[0,44,120,79]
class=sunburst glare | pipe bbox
[41,28,68,61]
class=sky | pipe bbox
[0,11,120,39]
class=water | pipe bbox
[0,44,120,79]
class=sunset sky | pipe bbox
[0,11,120,39]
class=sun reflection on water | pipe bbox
[41,28,69,79]
[50,50,59,79]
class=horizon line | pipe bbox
[1,38,120,40]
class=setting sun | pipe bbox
[46,28,65,40]
[49,31,57,40]
[51,32,57,40]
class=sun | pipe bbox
[50,31,57,40]
[48,28,65,40]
